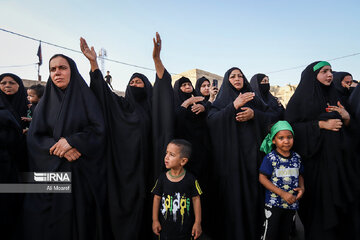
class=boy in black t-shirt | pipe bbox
[152,139,202,240]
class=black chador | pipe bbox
[207,67,272,240]
[24,55,106,240]
[89,68,173,240]
[285,61,359,240]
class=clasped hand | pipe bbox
[50,138,81,162]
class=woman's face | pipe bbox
[316,65,333,86]
[342,75,353,88]
[229,69,244,90]
[260,76,269,84]
[200,81,210,96]
[50,56,71,90]
[129,77,145,88]
[0,76,20,95]
[180,82,193,93]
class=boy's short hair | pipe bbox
[169,139,192,159]
[29,84,45,99]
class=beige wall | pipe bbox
[270,84,297,107]
[171,69,223,88]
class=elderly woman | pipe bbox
[0,73,26,239]
[23,54,106,240]
[285,61,359,239]
[207,67,272,240]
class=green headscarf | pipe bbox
[260,121,294,154]
[313,61,331,72]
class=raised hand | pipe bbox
[80,37,99,72]
[209,86,218,102]
[153,32,161,61]
[80,37,96,61]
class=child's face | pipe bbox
[164,143,187,169]
[27,89,40,104]
[272,130,294,155]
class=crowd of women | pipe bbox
[1,32,360,240]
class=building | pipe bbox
[270,84,297,107]
[171,69,223,88]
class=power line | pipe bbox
[266,52,360,74]
[0,28,156,72]
[1,27,359,75]
[0,63,38,68]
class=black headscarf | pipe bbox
[0,73,28,128]
[250,73,284,120]
[24,54,106,240]
[207,67,271,240]
[195,76,210,102]
[212,67,265,111]
[173,77,199,107]
[332,71,353,106]
[285,61,358,238]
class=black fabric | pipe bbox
[24,54,106,240]
[0,96,23,239]
[0,73,28,129]
[152,70,175,183]
[151,171,201,240]
[349,83,360,128]
[261,205,296,240]
[207,67,272,240]
[285,61,359,239]
[0,73,29,172]
[250,73,284,120]
[332,71,352,107]
[173,77,213,236]
[90,68,174,240]
[173,78,209,179]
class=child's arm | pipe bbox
[259,173,296,205]
[294,175,305,200]
[152,195,162,236]
[192,196,202,239]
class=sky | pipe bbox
[0,0,359,91]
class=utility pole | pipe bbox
[98,48,107,75]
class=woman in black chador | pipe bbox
[207,67,272,240]
[80,33,174,240]
[0,73,28,171]
[332,71,354,108]
[195,76,218,110]
[173,77,209,179]
[23,54,106,240]
[250,73,284,120]
[0,73,26,239]
[285,61,359,240]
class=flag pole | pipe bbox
[37,41,42,81]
